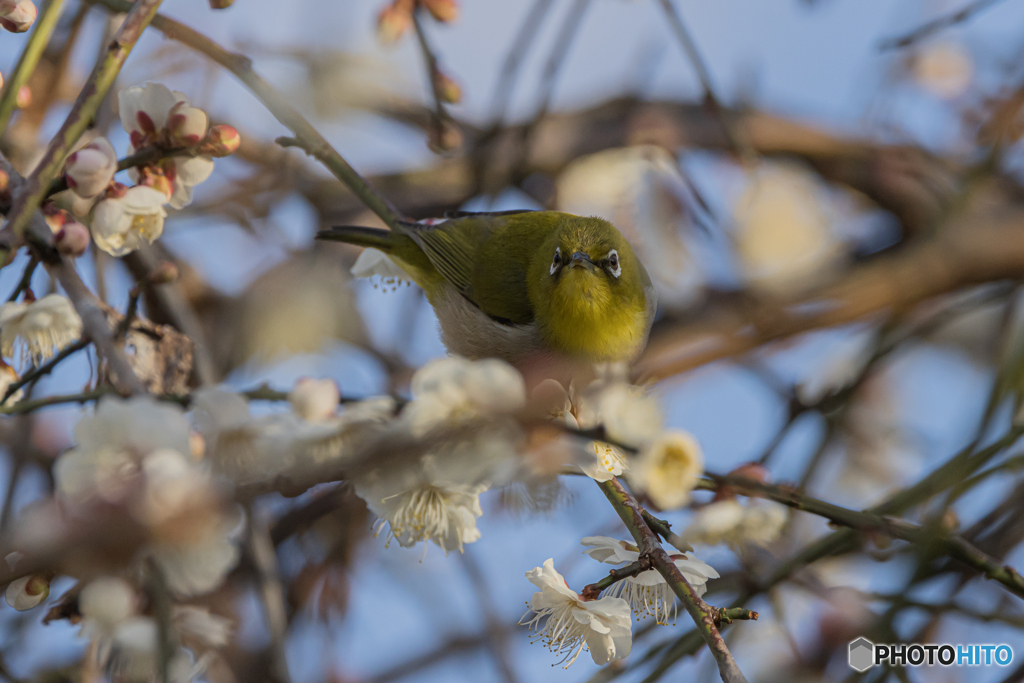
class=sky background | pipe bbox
[3,0,1024,681]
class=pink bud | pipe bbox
[166,101,208,147]
[64,138,117,199]
[377,2,413,43]
[198,124,241,157]
[0,0,36,33]
[41,204,69,234]
[15,85,30,109]
[55,221,90,257]
[419,0,458,23]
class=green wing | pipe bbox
[399,211,561,325]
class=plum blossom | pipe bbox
[90,184,168,257]
[0,294,83,365]
[5,574,49,611]
[596,382,663,449]
[630,430,703,510]
[65,137,118,199]
[519,558,632,667]
[580,441,628,482]
[581,536,718,624]
[681,499,788,549]
[288,377,340,422]
[0,0,36,32]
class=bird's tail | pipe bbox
[315,225,403,252]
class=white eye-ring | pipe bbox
[550,247,561,275]
[607,249,621,278]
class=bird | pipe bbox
[317,209,657,371]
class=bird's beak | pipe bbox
[569,251,596,272]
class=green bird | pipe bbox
[317,210,657,369]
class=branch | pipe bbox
[879,0,1010,50]
[86,0,404,231]
[597,477,749,683]
[580,558,651,601]
[0,0,69,134]
[3,0,165,249]
[2,338,89,403]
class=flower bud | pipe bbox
[137,167,174,200]
[198,124,241,157]
[65,137,117,199]
[15,85,30,109]
[433,70,461,104]
[420,0,458,23]
[41,204,70,233]
[427,120,463,154]
[0,0,36,33]
[288,377,340,422]
[0,169,8,195]
[148,261,179,285]
[167,101,209,147]
[55,221,91,257]
[377,2,412,43]
[5,574,49,611]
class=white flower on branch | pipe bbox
[288,377,340,422]
[90,184,168,257]
[630,430,703,510]
[79,577,137,640]
[580,441,628,482]
[0,0,36,33]
[0,294,83,365]
[172,605,233,650]
[596,382,663,449]
[681,498,788,549]
[108,616,210,683]
[4,574,49,611]
[519,558,632,667]
[401,356,526,436]
[581,536,718,624]
[65,137,118,199]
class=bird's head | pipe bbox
[527,215,651,361]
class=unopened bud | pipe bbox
[55,221,90,257]
[148,261,179,285]
[199,124,241,157]
[15,85,30,109]
[138,167,173,200]
[105,181,128,200]
[5,574,49,611]
[65,137,117,199]
[377,2,412,43]
[433,71,461,104]
[41,204,70,234]
[427,119,463,154]
[288,377,340,422]
[167,101,209,147]
[420,0,458,23]
[0,0,36,33]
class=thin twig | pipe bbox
[0,0,69,135]
[2,338,88,403]
[246,510,293,683]
[879,0,1010,50]
[7,256,39,302]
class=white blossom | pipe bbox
[0,361,23,407]
[65,137,117,199]
[630,430,703,510]
[912,40,973,100]
[579,441,628,482]
[581,536,718,624]
[519,558,632,667]
[79,577,137,641]
[91,185,168,257]
[173,606,232,650]
[0,294,83,365]
[733,162,842,296]
[4,574,49,611]
[681,499,788,549]
[288,377,340,422]
[596,383,662,449]
[0,0,36,32]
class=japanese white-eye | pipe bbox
[317,210,657,368]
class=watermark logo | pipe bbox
[848,639,1013,671]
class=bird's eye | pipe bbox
[550,247,561,275]
[607,249,621,278]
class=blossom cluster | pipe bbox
[0,0,36,33]
[52,83,240,258]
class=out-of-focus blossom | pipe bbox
[912,40,973,100]
[5,574,49,610]
[55,220,91,256]
[288,378,340,422]
[0,0,36,32]
[402,356,526,436]
[631,430,703,510]
[0,294,83,365]
[796,330,876,405]
[681,498,788,549]
[581,536,718,623]
[42,204,72,234]
[65,138,117,199]
[557,146,704,311]
[377,0,413,43]
[519,558,632,667]
[90,184,168,257]
[353,453,488,554]
[0,360,22,406]
[79,577,137,640]
[173,606,232,650]
[597,383,662,449]
[733,162,842,296]
[420,0,458,22]
[15,85,30,108]
[351,247,412,287]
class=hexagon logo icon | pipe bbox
[849,638,875,672]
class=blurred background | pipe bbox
[4,0,1024,681]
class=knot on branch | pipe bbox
[713,607,759,628]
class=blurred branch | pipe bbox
[86,0,405,231]
[2,338,89,403]
[598,477,749,683]
[245,511,292,683]
[486,0,555,125]
[0,0,69,134]
[879,0,1010,50]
